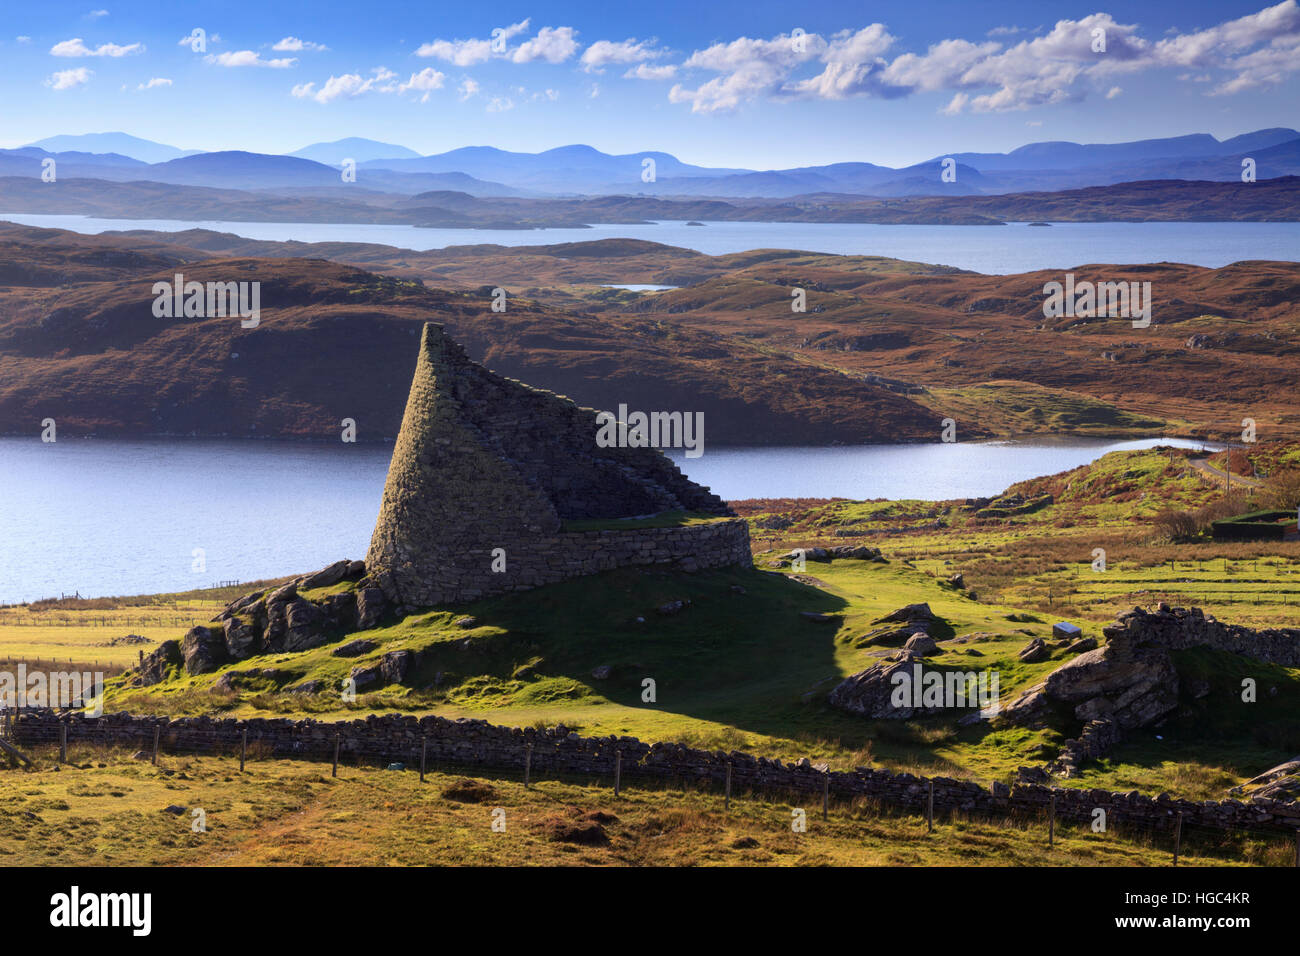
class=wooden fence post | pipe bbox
[725,761,732,810]
[823,771,830,821]
[524,743,533,788]
[152,725,160,765]
[927,780,934,833]
[332,734,340,778]
[614,750,622,797]
[1173,812,1183,866]
[419,737,427,783]
[1049,794,1056,847]
[239,728,247,772]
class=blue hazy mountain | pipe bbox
[23,133,201,164]
[289,137,423,165]
[7,129,1299,198]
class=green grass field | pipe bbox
[4,444,1299,868]
[3,745,1290,867]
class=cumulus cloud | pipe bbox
[50,37,142,57]
[207,50,296,68]
[486,95,514,111]
[416,19,529,65]
[272,37,328,52]
[625,63,676,80]
[580,38,663,73]
[512,26,578,64]
[666,3,1300,114]
[137,76,172,90]
[458,77,480,100]
[669,31,824,112]
[399,67,445,102]
[293,66,445,103]
[46,67,93,89]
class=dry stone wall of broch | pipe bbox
[13,709,1299,835]
[365,323,750,607]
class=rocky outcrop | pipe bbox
[1004,603,1300,774]
[1005,640,1179,731]
[134,640,181,687]
[903,632,939,656]
[1018,638,1050,663]
[851,604,940,648]
[181,626,228,676]
[143,560,387,678]
[1231,757,1300,801]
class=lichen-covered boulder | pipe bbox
[181,626,228,675]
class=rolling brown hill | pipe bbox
[0,228,937,444]
[1,222,1297,445]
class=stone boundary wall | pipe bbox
[378,518,752,604]
[12,710,1299,836]
[1106,604,1300,667]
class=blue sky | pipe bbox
[2,1,1298,167]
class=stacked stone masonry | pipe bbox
[13,710,1299,835]
[365,324,748,607]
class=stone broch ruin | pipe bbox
[364,323,751,607]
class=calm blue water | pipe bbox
[2,213,1296,274]
[0,436,1218,603]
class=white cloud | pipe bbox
[137,76,172,90]
[50,37,142,57]
[416,19,528,65]
[399,67,445,102]
[416,37,492,65]
[207,50,296,68]
[87,9,109,18]
[668,32,823,112]
[486,95,514,111]
[580,38,663,73]
[458,77,480,100]
[46,67,93,89]
[273,37,328,52]
[625,63,676,80]
[293,66,446,103]
[16,36,31,44]
[788,25,903,100]
[1154,0,1300,66]
[512,26,578,64]
[665,4,1300,115]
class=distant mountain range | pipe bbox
[4,129,1299,199]
[24,132,203,164]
